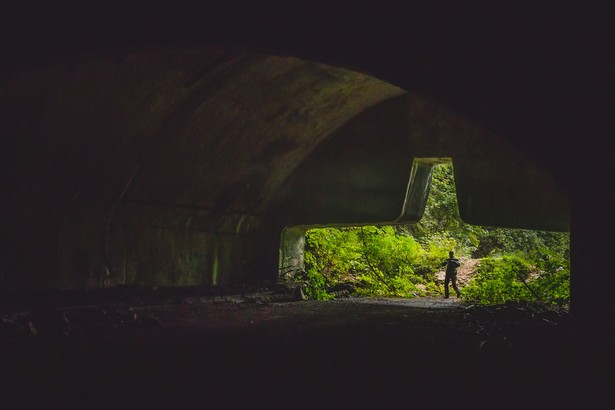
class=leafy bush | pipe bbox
[461,256,532,304]
[529,246,570,273]
[303,268,335,300]
[304,227,364,283]
[526,246,570,305]
[302,226,442,299]
[530,268,570,306]
[354,273,427,298]
[461,255,570,305]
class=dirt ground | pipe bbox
[0,293,605,409]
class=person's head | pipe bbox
[449,251,454,258]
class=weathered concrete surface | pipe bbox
[277,93,569,230]
[1,47,405,289]
[1,44,569,291]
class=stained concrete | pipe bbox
[1,46,569,292]
[1,48,405,289]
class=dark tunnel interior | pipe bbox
[0,2,613,408]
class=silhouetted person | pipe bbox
[442,251,461,298]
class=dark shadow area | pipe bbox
[0,294,583,409]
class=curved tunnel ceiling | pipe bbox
[2,46,403,220]
[277,93,570,231]
[1,44,569,231]
[0,43,570,288]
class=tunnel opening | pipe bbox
[280,162,570,306]
[270,160,575,406]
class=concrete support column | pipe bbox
[279,226,308,280]
[396,159,437,223]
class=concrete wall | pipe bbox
[1,46,406,289]
[0,44,569,291]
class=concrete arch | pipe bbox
[1,45,402,289]
[1,44,569,290]
[276,93,569,230]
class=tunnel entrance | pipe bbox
[280,162,570,305]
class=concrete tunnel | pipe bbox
[1,45,570,292]
[1,4,613,406]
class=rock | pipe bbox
[25,305,71,337]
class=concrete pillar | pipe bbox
[279,226,308,280]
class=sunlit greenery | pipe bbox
[298,163,570,305]
[461,254,570,306]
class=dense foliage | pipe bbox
[303,226,444,299]
[298,163,570,305]
[461,254,570,306]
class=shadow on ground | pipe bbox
[0,291,601,409]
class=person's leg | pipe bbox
[452,276,460,298]
[444,275,450,298]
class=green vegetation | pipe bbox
[303,226,443,299]
[461,252,570,306]
[297,163,570,306]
